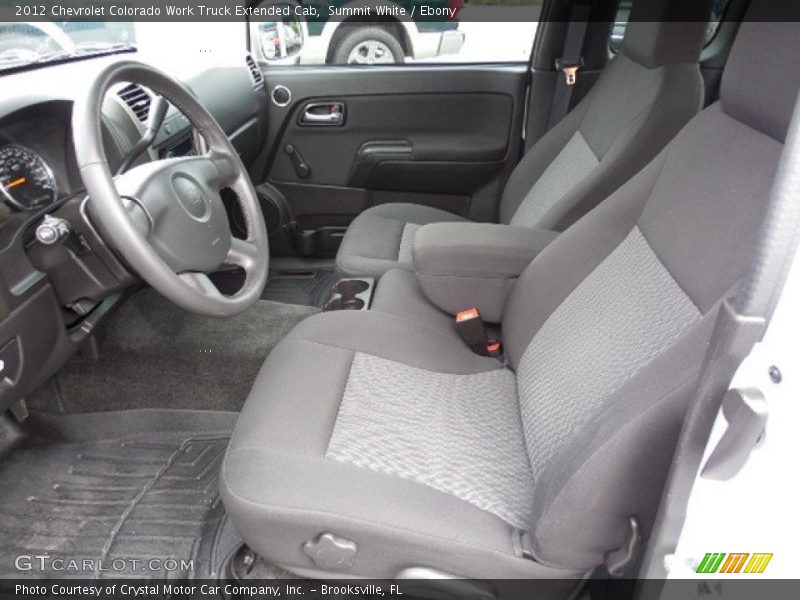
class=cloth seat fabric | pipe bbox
[335,12,709,277]
[222,7,800,584]
[221,310,577,580]
[370,268,454,330]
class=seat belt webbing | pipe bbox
[547,2,591,129]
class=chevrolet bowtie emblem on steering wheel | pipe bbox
[172,174,210,220]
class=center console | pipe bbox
[412,222,559,322]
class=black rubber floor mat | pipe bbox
[0,410,240,579]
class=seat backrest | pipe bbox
[499,0,711,231]
[501,6,800,570]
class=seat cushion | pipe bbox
[335,203,468,277]
[327,351,531,528]
[221,310,580,580]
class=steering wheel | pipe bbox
[72,60,269,317]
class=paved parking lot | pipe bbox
[132,7,541,68]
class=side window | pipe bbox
[610,0,733,54]
[250,0,541,67]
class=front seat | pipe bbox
[335,0,711,277]
[222,13,800,582]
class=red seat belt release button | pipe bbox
[486,341,503,358]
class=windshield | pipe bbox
[0,21,136,71]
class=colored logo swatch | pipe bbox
[696,552,773,574]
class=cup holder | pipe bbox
[325,297,365,311]
[333,279,369,295]
[324,277,374,312]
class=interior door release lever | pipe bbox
[300,102,345,126]
[284,144,311,179]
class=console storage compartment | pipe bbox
[413,223,559,323]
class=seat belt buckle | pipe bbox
[456,309,503,358]
[456,308,488,355]
[555,58,584,86]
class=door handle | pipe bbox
[701,388,768,480]
[300,102,345,126]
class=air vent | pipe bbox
[118,83,151,122]
[245,54,264,89]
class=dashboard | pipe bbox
[0,51,269,414]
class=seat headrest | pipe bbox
[621,0,713,68]
[720,1,800,142]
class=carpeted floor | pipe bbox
[34,289,319,414]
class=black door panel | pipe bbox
[270,92,513,188]
[258,65,527,249]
